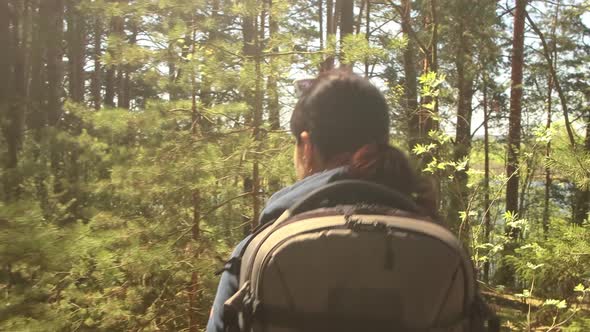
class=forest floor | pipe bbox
[482,289,590,331]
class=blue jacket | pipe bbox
[206,167,348,332]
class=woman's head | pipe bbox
[291,69,390,178]
[290,69,438,219]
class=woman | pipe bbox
[206,69,437,332]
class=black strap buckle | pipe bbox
[215,256,241,276]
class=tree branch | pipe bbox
[387,0,429,55]
[525,12,576,148]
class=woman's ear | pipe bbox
[295,131,317,177]
[299,131,313,169]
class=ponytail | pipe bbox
[348,143,439,220]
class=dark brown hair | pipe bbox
[290,69,438,219]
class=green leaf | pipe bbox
[515,289,531,298]
[526,262,544,270]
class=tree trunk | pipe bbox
[401,0,419,151]
[321,0,335,71]
[91,18,102,110]
[364,0,370,77]
[29,0,50,212]
[417,0,440,207]
[1,0,26,200]
[422,0,438,120]
[251,12,263,230]
[120,22,137,110]
[167,43,177,101]
[66,0,85,103]
[46,0,64,197]
[188,190,200,332]
[30,0,47,134]
[339,0,353,67]
[543,81,551,234]
[116,65,125,108]
[573,107,590,225]
[319,0,323,50]
[187,21,201,329]
[198,0,219,133]
[46,0,64,126]
[506,0,527,237]
[483,80,491,283]
[242,177,253,236]
[543,3,559,235]
[498,0,527,287]
[241,4,261,231]
[104,68,115,107]
[105,6,123,108]
[41,0,64,126]
[448,14,474,240]
[268,0,280,130]
[187,16,202,137]
[518,151,537,217]
[327,0,334,38]
[0,0,12,162]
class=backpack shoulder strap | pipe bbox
[215,209,291,276]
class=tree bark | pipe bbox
[498,0,527,288]
[30,0,47,135]
[241,4,261,231]
[364,0,370,77]
[1,0,26,200]
[327,0,334,37]
[46,0,64,127]
[188,190,200,332]
[543,2,559,235]
[198,0,219,133]
[448,10,474,239]
[252,12,263,229]
[105,4,124,108]
[190,18,199,137]
[573,105,590,225]
[339,0,353,67]
[401,0,419,151]
[187,21,201,329]
[0,0,12,156]
[423,0,438,117]
[321,0,336,71]
[120,22,137,110]
[506,0,527,238]
[46,0,65,198]
[28,0,50,212]
[268,0,280,130]
[543,75,552,234]
[483,80,491,283]
[116,64,125,108]
[340,0,354,48]
[319,0,324,50]
[66,0,85,103]
[167,43,177,101]
[91,18,102,110]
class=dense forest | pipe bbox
[1,0,590,330]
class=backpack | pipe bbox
[222,180,499,332]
